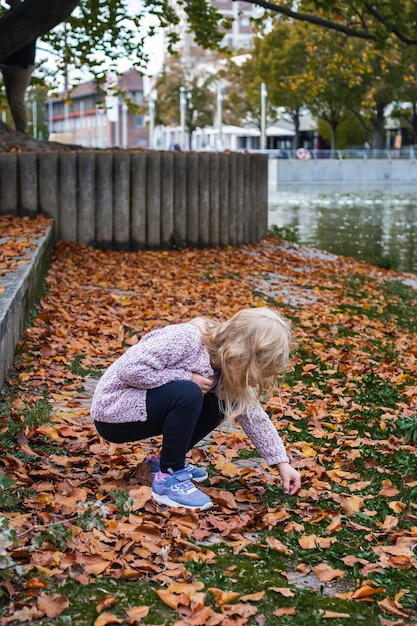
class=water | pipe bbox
[268,184,417,275]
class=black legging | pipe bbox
[94,380,224,472]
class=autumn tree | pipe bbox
[303,29,369,150]
[390,45,417,145]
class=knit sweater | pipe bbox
[91,323,289,465]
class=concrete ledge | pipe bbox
[0,226,53,389]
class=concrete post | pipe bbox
[58,153,77,242]
[0,154,18,216]
[218,153,230,247]
[235,154,244,244]
[228,152,237,246]
[18,153,38,218]
[38,153,59,239]
[77,152,96,246]
[113,152,130,250]
[146,152,161,248]
[186,152,199,246]
[130,152,147,249]
[198,153,210,246]
[161,152,174,247]
[173,153,187,246]
[96,153,114,249]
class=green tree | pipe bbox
[252,21,312,148]
[154,54,216,148]
[220,55,279,131]
[390,45,417,145]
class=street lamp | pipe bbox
[217,86,223,151]
[148,91,156,149]
[180,86,186,149]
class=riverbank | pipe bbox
[1,225,417,624]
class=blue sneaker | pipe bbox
[149,456,208,483]
[151,468,213,510]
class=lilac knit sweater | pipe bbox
[91,323,289,465]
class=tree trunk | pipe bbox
[371,103,386,151]
[0,0,79,61]
[330,124,337,151]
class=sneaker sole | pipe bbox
[152,491,213,511]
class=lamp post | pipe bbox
[148,91,156,149]
[261,82,267,151]
[180,86,186,149]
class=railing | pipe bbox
[265,148,417,160]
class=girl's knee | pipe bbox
[176,380,204,406]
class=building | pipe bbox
[212,0,258,50]
[46,70,148,149]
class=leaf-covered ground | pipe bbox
[1,216,417,625]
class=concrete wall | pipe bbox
[269,158,417,190]
[0,151,269,250]
[0,226,53,389]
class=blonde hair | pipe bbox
[191,307,293,420]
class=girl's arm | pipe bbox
[238,403,301,494]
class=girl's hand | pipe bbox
[191,373,214,395]
[277,462,301,495]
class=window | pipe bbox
[135,116,144,128]
[133,91,143,105]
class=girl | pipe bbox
[91,307,301,511]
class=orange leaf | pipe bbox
[313,563,345,582]
[125,606,150,623]
[37,593,69,618]
[378,515,398,531]
[269,587,294,598]
[220,462,240,478]
[208,587,240,606]
[94,613,123,626]
[240,591,265,602]
[156,589,180,610]
[273,607,296,616]
[351,584,385,600]
[265,536,292,555]
[377,597,409,618]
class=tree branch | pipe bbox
[240,0,375,41]
[363,2,417,45]
[0,0,80,62]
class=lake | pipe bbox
[268,184,417,275]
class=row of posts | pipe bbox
[0,150,268,250]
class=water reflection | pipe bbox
[268,184,417,274]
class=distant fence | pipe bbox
[256,148,417,160]
[0,151,268,249]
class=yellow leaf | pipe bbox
[320,611,350,619]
